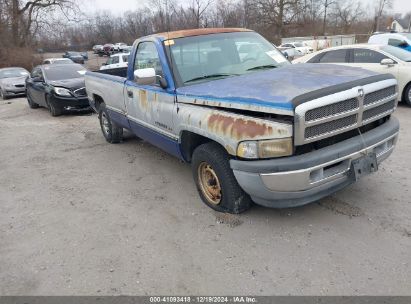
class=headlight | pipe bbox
[237,138,293,159]
[54,87,72,97]
[5,84,14,88]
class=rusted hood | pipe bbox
[176,64,387,115]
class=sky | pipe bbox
[83,0,411,15]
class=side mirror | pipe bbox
[381,58,395,66]
[134,68,157,86]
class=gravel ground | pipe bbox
[0,97,410,296]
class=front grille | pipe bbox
[364,86,396,105]
[294,79,398,145]
[305,115,358,139]
[363,99,396,122]
[73,87,87,97]
[305,98,358,121]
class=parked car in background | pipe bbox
[85,28,399,213]
[102,44,115,56]
[0,67,29,100]
[293,44,411,106]
[26,63,89,116]
[62,51,85,64]
[81,52,89,60]
[122,45,133,53]
[43,58,73,64]
[369,32,411,52]
[93,45,103,54]
[114,43,127,52]
[100,53,130,70]
[279,42,313,55]
[276,45,302,60]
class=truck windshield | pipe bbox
[165,32,290,86]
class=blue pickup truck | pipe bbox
[85,28,400,213]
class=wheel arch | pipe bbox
[179,131,233,163]
[92,94,105,112]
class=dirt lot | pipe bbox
[0,96,410,296]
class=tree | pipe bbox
[375,0,392,32]
[2,0,79,47]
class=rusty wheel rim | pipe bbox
[198,162,222,205]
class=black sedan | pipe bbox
[26,64,90,116]
[62,52,85,64]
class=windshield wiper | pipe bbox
[247,64,278,71]
[184,73,238,83]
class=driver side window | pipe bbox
[134,41,164,84]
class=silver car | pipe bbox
[0,67,30,99]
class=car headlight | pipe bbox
[54,87,72,97]
[237,138,293,159]
[5,83,14,88]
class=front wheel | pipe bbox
[46,95,62,116]
[0,88,8,100]
[403,84,411,106]
[192,142,252,214]
[99,103,123,143]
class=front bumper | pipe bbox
[4,87,26,96]
[230,117,399,208]
[50,95,90,111]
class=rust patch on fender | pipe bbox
[208,113,274,140]
[139,90,148,110]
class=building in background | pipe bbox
[391,18,411,33]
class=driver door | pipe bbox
[27,67,46,106]
[125,41,176,142]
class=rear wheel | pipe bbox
[46,95,62,116]
[192,142,252,214]
[99,103,123,143]
[403,84,411,106]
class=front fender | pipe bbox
[175,104,293,156]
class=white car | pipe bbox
[100,53,130,70]
[43,58,73,65]
[279,42,313,55]
[369,33,411,51]
[113,43,128,52]
[293,44,411,105]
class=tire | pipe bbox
[192,142,252,214]
[403,84,411,106]
[98,103,123,143]
[46,95,62,117]
[27,91,39,109]
[0,88,8,100]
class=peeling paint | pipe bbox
[208,113,274,140]
[139,90,148,110]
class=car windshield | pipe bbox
[166,32,289,86]
[68,52,81,56]
[53,59,73,64]
[0,68,29,79]
[294,42,304,47]
[381,45,411,62]
[43,64,87,80]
